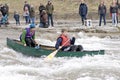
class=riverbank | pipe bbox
[1,20,120,41]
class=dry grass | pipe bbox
[0,0,113,19]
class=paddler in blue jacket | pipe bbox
[20,23,37,47]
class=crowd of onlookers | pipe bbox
[79,0,120,27]
[21,0,54,28]
[0,0,120,27]
[0,0,54,28]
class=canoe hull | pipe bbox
[7,38,105,57]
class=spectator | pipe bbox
[79,0,88,25]
[39,10,48,28]
[98,1,106,26]
[23,6,29,24]
[14,11,20,25]
[23,1,30,23]
[4,4,9,16]
[23,1,30,12]
[110,1,118,26]
[1,4,8,17]
[39,3,46,15]
[46,0,54,27]
[29,5,35,24]
[39,3,46,23]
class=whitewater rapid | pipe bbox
[0,27,120,80]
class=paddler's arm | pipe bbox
[70,37,75,45]
[32,33,35,40]
[21,30,27,46]
[55,38,62,49]
[32,33,37,44]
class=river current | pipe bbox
[0,27,120,80]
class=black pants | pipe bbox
[99,14,106,26]
[81,15,87,25]
[62,45,83,52]
[48,14,54,27]
[25,38,36,47]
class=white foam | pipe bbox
[1,32,120,80]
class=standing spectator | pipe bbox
[23,6,29,24]
[23,1,31,23]
[29,5,35,24]
[39,3,46,23]
[23,1,30,12]
[14,11,20,25]
[115,0,119,23]
[98,1,106,26]
[110,1,119,26]
[46,0,54,27]
[79,0,88,25]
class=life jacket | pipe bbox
[26,28,35,38]
[59,34,70,46]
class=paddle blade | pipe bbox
[44,50,58,61]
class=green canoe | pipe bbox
[7,38,105,57]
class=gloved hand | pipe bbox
[24,44,26,46]
[71,37,75,45]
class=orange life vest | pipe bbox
[59,34,70,46]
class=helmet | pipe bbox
[30,24,35,28]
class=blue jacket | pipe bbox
[79,3,88,16]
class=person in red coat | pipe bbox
[55,29,83,51]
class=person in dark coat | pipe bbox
[39,3,46,15]
[39,3,46,22]
[23,1,30,12]
[98,1,107,26]
[4,4,9,16]
[1,4,8,17]
[79,0,88,25]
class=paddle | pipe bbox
[44,39,70,61]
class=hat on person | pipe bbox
[30,23,35,28]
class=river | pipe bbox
[0,24,120,80]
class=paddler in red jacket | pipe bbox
[55,29,83,51]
